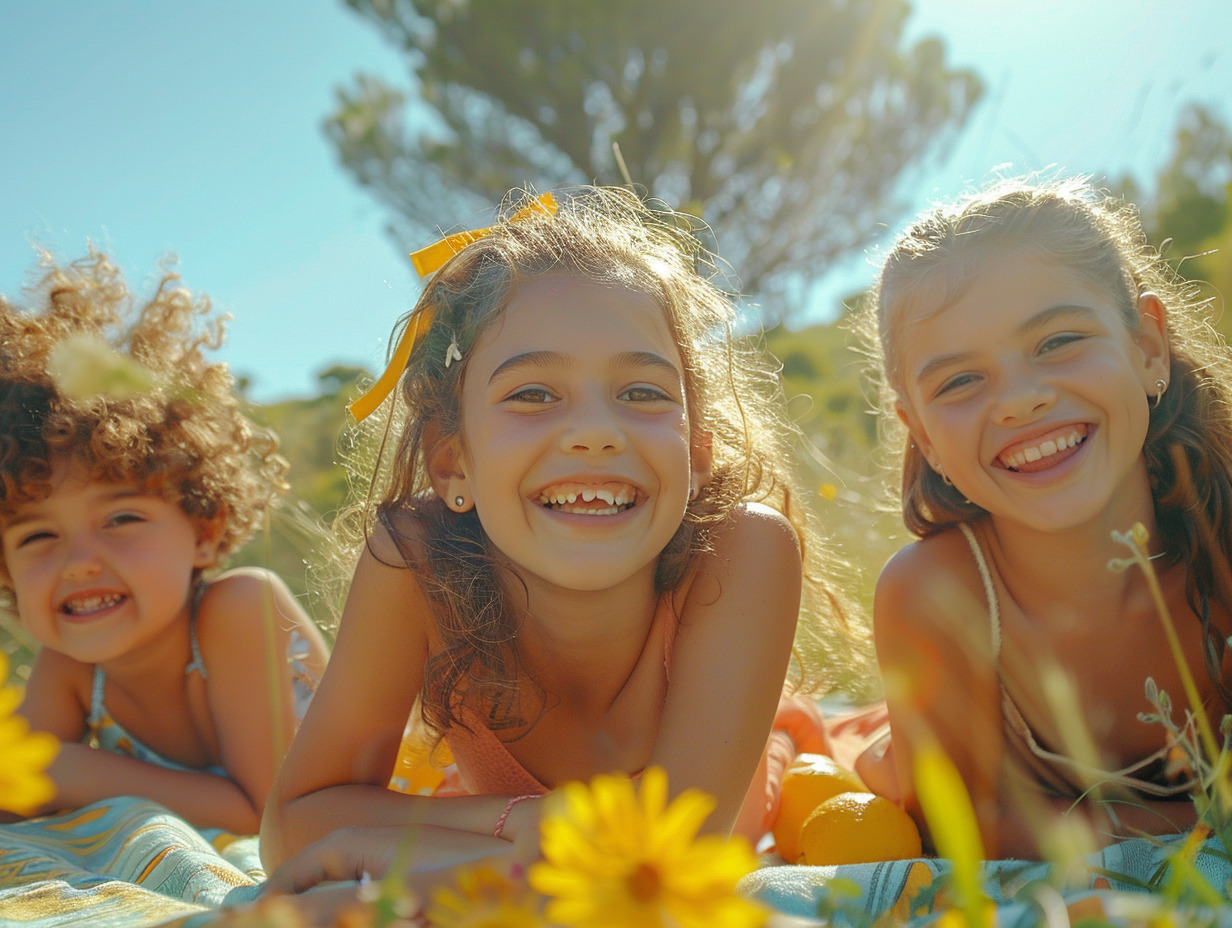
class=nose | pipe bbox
[991,367,1055,425]
[560,392,626,455]
[61,537,103,582]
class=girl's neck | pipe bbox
[980,458,1161,595]
[981,503,1163,614]
[97,610,195,700]
[508,564,662,714]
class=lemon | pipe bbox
[772,753,866,863]
[798,790,922,866]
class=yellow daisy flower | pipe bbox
[529,767,766,928]
[0,651,59,815]
[427,865,544,928]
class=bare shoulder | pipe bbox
[681,502,801,632]
[707,501,801,562]
[200,566,291,609]
[333,511,441,652]
[874,526,993,656]
[21,647,92,737]
[195,568,329,669]
[197,568,295,628]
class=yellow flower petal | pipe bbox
[529,767,766,928]
[0,673,60,815]
[426,865,542,928]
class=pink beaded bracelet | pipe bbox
[494,794,539,839]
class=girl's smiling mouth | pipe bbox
[59,591,126,618]
[996,425,1089,473]
[534,481,639,515]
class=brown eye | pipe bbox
[505,387,555,404]
[619,385,672,402]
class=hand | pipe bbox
[264,823,514,894]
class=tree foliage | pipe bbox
[326,0,981,319]
[1117,103,1232,338]
[228,370,359,621]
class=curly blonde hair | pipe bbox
[341,185,859,736]
[856,175,1232,705]
[0,250,288,590]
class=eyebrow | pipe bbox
[487,350,682,384]
[912,304,1099,386]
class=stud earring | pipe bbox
[454,495,465,509]
[688,483,698,501]
[1153,378,1167,409]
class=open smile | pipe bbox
[996,425,1089,473]
[534,481,640,516]
[59,591,126,618]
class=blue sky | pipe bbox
[2,1,1230,403]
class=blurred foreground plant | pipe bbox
[913,743,993,928]
[1109,523,1232,860]
[210,767,765,927]
[0,649,58,815]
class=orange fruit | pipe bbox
[798,790,922,866]
[772,754,866,863]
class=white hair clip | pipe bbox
[445,334,462,368]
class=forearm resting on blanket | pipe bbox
[261,784,543,871]
[38,742,263,834]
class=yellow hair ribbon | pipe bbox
[349,193,558,423]
[408,192,558,277]
[348,307,435,423]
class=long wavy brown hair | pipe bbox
[339,185,860,738]
[856,176,1232,706]
[0,250,288,595]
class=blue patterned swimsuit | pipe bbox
[84,584,318,775]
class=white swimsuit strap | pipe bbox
[958,522,1000,658]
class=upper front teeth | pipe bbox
[63,593,123,615]
[540,486,632,506]
[1003,432,1085,469]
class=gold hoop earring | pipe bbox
[1153,379,1167,409]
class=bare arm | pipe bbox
[876,539,1206,860]
[996,773,1199,858]
[873,538,1003,855]
[29,742,267,832]
[17,649,259,831]
[17,570,331,834]
[191,568,331,833]
[259,524,534,871]
[649,504,802,835]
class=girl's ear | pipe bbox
[1135,292,1171,386]
[895,400,937,467]
[427,435,473,511]
[193,516,225,569]
[690,430,714,498]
